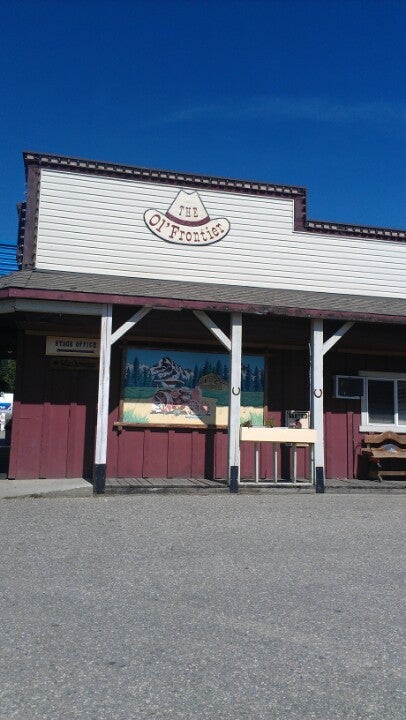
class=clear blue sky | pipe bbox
[0,0,405,244]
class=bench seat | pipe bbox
[362,432,406,481]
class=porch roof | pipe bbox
[1,269,406,324]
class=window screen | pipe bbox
[398,381,406,424]
[368,380,394,424]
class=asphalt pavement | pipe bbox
[1,494,405,720]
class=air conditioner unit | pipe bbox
[334,375,365,399]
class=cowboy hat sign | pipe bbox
[144,190,230,245]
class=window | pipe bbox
[360,372,406,431]
[334,375,364,399]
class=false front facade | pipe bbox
[0,152,405,490]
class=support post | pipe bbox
[193,310,231,351]
[228,313,242,493]
[323,321,354,355]
[94,304,112,493]
[311,319,325,493]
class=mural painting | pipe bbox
[122,348,265,427]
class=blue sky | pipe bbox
[0,0,405,245]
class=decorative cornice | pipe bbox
[23,151,405,241]
[16,202,26,269]
[23,151,305,198]
[306,219,405,242]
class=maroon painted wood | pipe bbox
[39,370,70,478]
[143,429,168,478]
[240,441,255,479]
[9,319,406,481]
[167,430,193,478]
[10,335,98,479]
[10,334,47,479]
[214,431,228,479]
[68,371,98,478]
[13,411,44,479]
[114,429,144,478]
[81,371,98,478]
[191,430,205,478]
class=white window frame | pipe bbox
[359,371,406,432]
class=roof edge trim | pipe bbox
[2,285,406,326]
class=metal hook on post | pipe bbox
[232,386,241,396]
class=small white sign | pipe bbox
[285,410,310,429]
[46,337,100,357]
[0,393,13,414]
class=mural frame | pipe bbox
[119,345,266,429]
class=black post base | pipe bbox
[93,463,106,494]
[315,466,325,493]
[229,465,239,493]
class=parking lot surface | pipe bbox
[1,494,405,720]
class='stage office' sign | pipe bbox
[46,337,100,357]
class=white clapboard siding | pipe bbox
[35,169,406,299]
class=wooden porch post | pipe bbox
[311,318,325,492]
[93,304,112,493]
[228,312,242,492]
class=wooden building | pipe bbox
[0,151,405,491]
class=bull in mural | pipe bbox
[151,385,210,417]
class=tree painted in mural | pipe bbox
[125,354,264,391]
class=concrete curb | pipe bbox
[103,483,406,495]
[1,479,405,499]
[0,479,93,500]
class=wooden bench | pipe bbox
[362,432,406,481]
